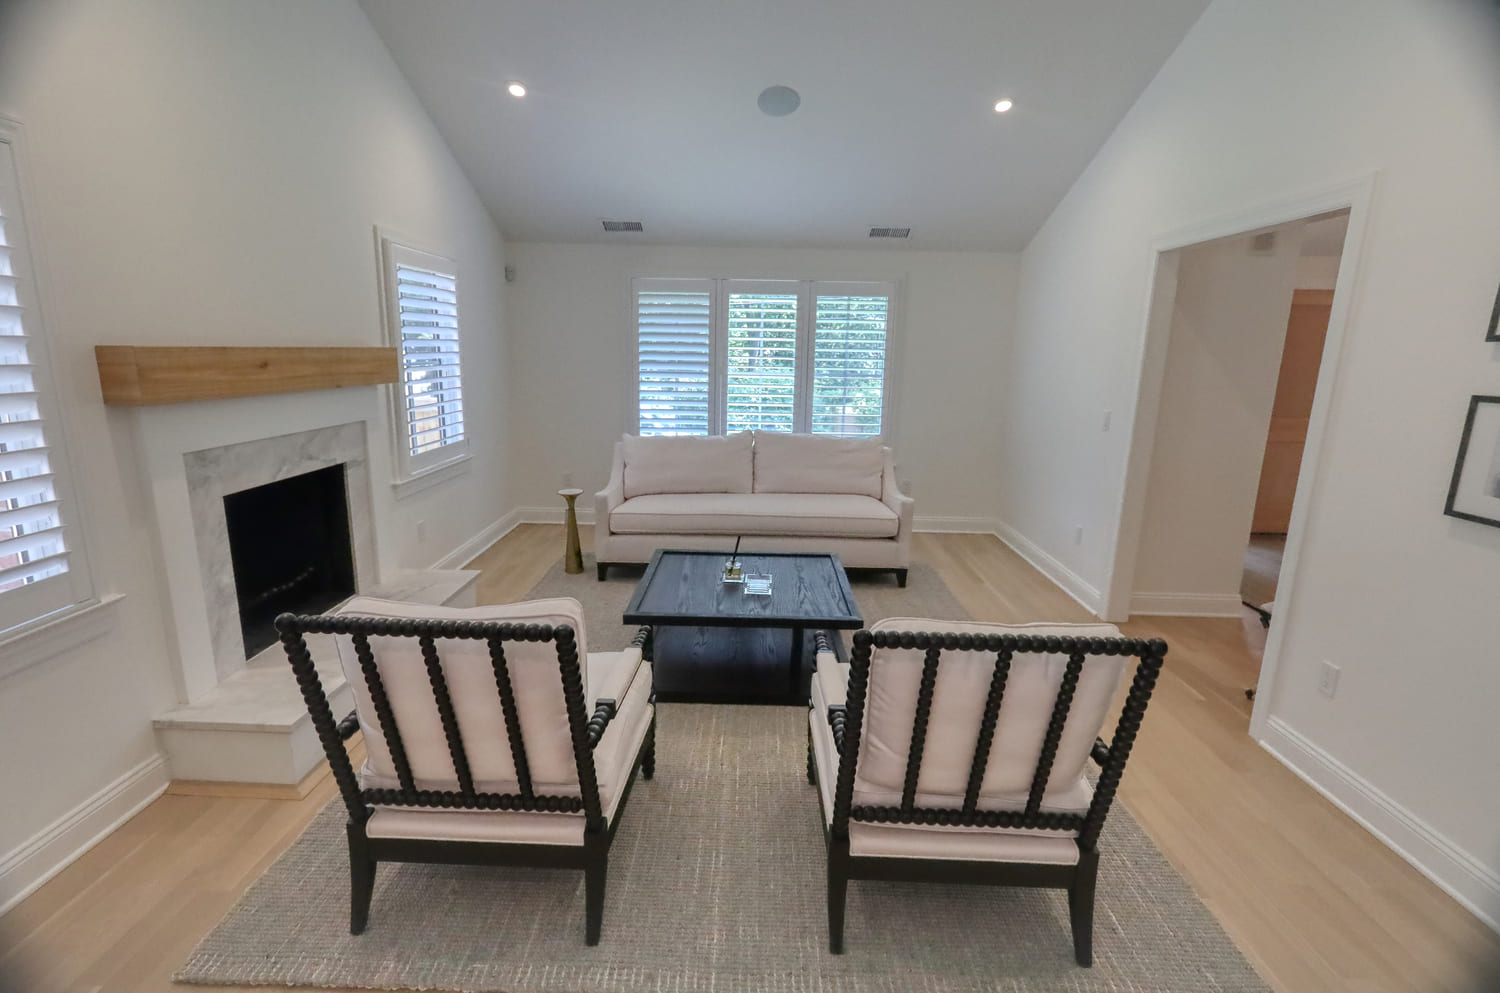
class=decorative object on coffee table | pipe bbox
[807,619,1166,964]
[560,487,585,573]
[624,549,861,704]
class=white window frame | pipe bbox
[630,276,899,439]
[0,118,99,643]
[376,231,470,490]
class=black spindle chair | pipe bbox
[277,596,656,944]
[806,620,1165,964]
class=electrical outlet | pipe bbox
[1074,525,1084,545]
[1101,409,1112,432]
[899,478,913,495]
[1318,660,1340,698]
[416,519,427,544]
[562,471,574,489]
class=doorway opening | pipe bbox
[1240,212,1347,634]
[1106,180,1370,729]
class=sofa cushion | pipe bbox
[610,492,899,538]
[752,432,883,498]
[622,432,752,499]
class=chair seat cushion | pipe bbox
[610,493,898,538]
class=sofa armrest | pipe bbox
[595,442,626,531]
[881,448,914,536]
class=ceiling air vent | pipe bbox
[1248,231,1277,255]
[869,227,911,239]
[602,220,644,233]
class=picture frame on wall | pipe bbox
[1488,282,1500,342]
[1444,395,1500,529]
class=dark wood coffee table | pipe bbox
[622,550,863,704]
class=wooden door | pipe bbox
[1251,289,1332,533]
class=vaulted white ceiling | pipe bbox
[359,0,1210,251]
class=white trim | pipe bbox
[993,519,1103,616]
[1092,173,1378,742]
[1128,591,1243,617]
[1259,717,1500,935]
[504,505,597,528]
[0,755,168,917]
[390,452,471,500]
[428,508,526,570]
[0,592,123,681]
[912,515,1000,534]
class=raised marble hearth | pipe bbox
[154,568,478,787]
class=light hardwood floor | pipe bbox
[2,526,1496,993]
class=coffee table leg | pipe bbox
[789,625,805,701]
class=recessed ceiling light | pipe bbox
[994,99,1013,113]
[507,82,527,98]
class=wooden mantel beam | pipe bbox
[95,345,400,406]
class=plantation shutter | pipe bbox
[810,283,892,437]
[635,278,712,436]
[380,238,467,479]
[0,130,92,633]
[725,280,799,433]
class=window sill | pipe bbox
[0,593,125,682]
[391,454,472,500]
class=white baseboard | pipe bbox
[992,520,1104,616]
[430,509,526,569]
[1259,716,1500,934]
[1129,591,1244,617]
[0,755,169,917]
[509,505,597,528]
[913,515,1000,534]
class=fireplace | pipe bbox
[223,464,356,657]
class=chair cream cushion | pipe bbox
[810,665,1082,865]
[335,596,593,801]
[854,618,1125,815]
[752,432,884,499]
[622,432,753,499]
[364,655,654,847]
[610,492,898,538]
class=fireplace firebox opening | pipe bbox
[223,463,356,658]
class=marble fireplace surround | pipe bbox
[185,422,377,684]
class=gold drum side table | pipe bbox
[559,487,585,574]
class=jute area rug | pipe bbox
[176,557,1269,993]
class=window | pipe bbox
[633,278,894,437]
[0,122,94,634]
[378,236,467,481]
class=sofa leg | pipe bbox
[895,568,908,588]
[1069,849,1099,967]
[596,562,609,581]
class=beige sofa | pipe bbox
[594,431,914,585]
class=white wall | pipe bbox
[1131,228,1303,613]
[1004,0,1500,923]
[0,0,508,905]
[505,242,1016,525]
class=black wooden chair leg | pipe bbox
[827,847,849,953]
[642,716,656,780]
[806,726,817,784]
[1068,849,1099,967]
[347,821,376,935]
[584,856,608,945]
[894,568,908,588]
